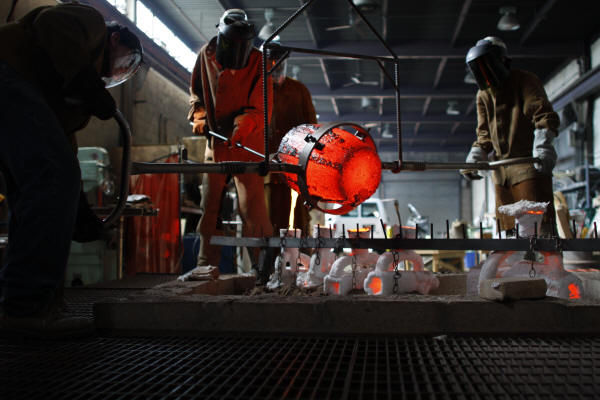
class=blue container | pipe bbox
[464,251,477,269]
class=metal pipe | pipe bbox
[131,161,303,175]
[382,157,540,171]
[211,236,600,252]
[264,44,394,63]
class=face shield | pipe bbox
[216,9,255,69]
[102,50,143,88]
[466,38,510,91]
[271,59,287,85]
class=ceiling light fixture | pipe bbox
[354,0,378,13]
[464,68,477,84]
[361,97,376,110]
[291,65,301,80]
[497,6,520,31]
[381,124,394,138]
[258,8,280,41]
[446,101,460,116]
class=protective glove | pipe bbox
[192,109,208,136]
[230,115,257,147]
[532,129,557,175]
[460,146,487,181]
[69,65,116,120]
[72,191,105,243]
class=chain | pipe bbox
[392,251,401,294]
[351,253,357,290]
[277,233,286,287]
[314,236,323,267]
[527,237,537,278]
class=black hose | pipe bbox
[101,109,131,227]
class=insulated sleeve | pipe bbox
[521,71,560,134]
[31,3,107,88]
[473,91,494,153]
[188,51,205,122]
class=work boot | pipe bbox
[0,306,95,339]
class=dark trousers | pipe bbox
[495,176,556,236]
[0,62,80,316]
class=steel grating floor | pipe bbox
[1,334,600,399]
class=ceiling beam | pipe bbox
[330,98,340,117]
[422,97,432,115]
[319,59,332,88]
[451,0,472,46]
[433,57,448,88]
[317,112,476,124]
[450,121,461,134]
[306,85,476,99]
[217,0,243,10]
[165,0,209,45]
[284,41,582,59]
[465,98,476,116]
[413,122,421,135]
[299,0,319,48]
[378,98,384,116]
[520,0,559,45]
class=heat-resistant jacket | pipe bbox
[472,69,560,186]
[0,3,107,135]
[188,37,273,162]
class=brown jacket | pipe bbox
[0,3,107,135]
[188,37,273,162]
[473,69,560,186]
[270,77,317,154]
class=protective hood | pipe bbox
[216,9,255,69]
[466,36,510,90]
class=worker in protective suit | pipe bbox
[265,44,317,234]
[189,9,273,269]
[0,3,143,337]
[461,36,560,236]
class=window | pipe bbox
[361,203,379,218]
[108,0,197,72]
[342,208,359,217]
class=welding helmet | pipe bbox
[267,41,288,85]
[102,23,144,88]
[216,9,255,69]
[466,36,510,90]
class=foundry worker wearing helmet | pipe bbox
[461,36,560,236]
[264,43,317,234]
[189,9,274,270]
[0,3,143,337]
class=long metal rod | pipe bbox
[130,157,538,175]
[264,44,394,63]
[346,0,397,58]
[211,236,600,252]
[131,161,303,175]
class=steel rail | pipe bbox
[211,236,600,253]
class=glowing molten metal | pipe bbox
[277,123,381,215]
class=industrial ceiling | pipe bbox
[103,0,600,156]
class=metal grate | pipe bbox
[1,335,599,399]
